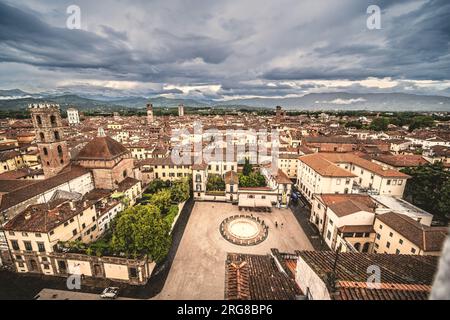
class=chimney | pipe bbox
[69,201,76,211]
[25,212,32,220]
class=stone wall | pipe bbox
[50,252,156,285]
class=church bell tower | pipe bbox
[147,103,154,124]
[29,104,70,178]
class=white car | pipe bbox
[100,287,119,299]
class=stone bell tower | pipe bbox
[147,103,154,124]
[178,104,185,117]
[29,104,70,178]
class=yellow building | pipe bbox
[373,212,447,256]
[0,150,24,174]
[3,199,99,275]
[311,194,376,252]
[278,153,298,178]
[139,157,192,182]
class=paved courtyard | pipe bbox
[154,202,313,300]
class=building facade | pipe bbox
[29,104,70,178]
[67,108,80,126]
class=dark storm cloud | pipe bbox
[0,0,449,98]
[263,0,450,82]
[0,1,134,69]
[100,25,128,42]
[0,1,230,77]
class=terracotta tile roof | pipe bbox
[224,171,239,184]
[117,177,140,192]
[304,136,357,144]
[0,165,90,211]
[0,150,20,161]
[318,194,377,217]
[225,253,301,300]
[76,136,129,161]
[335,281,431,300]
[297,145,315,155]
[273,169,292,184]
[318,153,410,178]
[225,260,251,300]
[3,199,93,233]
[430,145,450,157]
[299,154,357,177]
[376,212,448,252]
[373,155,429,167]
[296,250,439,294]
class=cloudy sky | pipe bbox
[0,0,449,100]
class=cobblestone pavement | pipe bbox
[289,200,330,251]
[154,201,314,300]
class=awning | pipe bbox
[238,198,272,208]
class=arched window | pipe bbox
[362,242,371,253]
[50,115,57,126]
[39,132,45,141]
[195,174,202,182]
[354,243,361,252]
[123,170,127,178]
[36,115,42,125]
[43,147,48,156]
[54,131,60,140]
[57,145,63,158]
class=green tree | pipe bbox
[110,205,171,262]
[170,178,190,203]
[149,189,172,214]
[369,117,390,131]
[408,116,435,132]
[239,172,267,187]
[206,174,226,191]
[401,162,450,221]
[345,120,363,129]
[145,179,170,194]
[243,157,253,176]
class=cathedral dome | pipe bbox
[76,136,129,161]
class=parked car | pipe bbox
[100,287,119,299]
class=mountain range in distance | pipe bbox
[1,89,449,112]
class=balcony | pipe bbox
[351,182,379,195]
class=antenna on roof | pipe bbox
[98,127,106,137]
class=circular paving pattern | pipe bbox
[220,215,268,246]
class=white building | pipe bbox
[178,104,185,117]
[67,108,80,125]
[311,194,376,252]
[297,154,356,203]
[297,153,410,202]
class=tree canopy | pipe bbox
[145,179,171,194]
[345,120,363,129]
[239,172,267,188]
[206,174,226,191]
[110,205,171,262]
[243,157,253,176]
[401,162,450,221]
[170,178,191,203]
[147,189,172,214]
[369,117,390,131]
